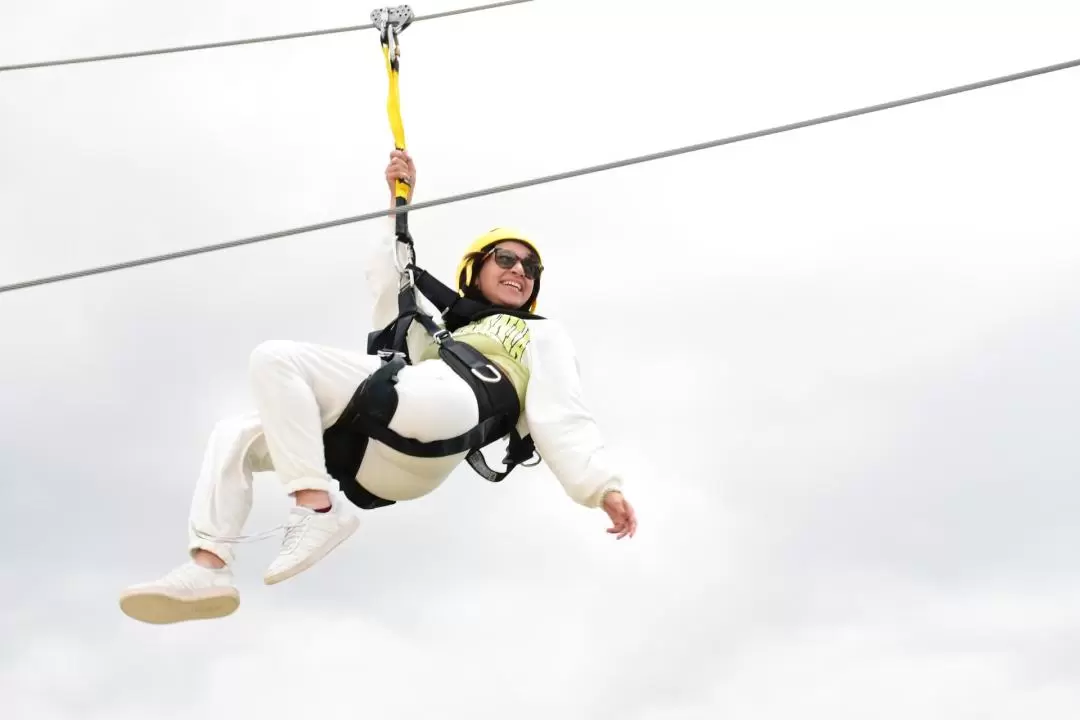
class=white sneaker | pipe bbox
[263,502,360,585]
[119,561,240,624]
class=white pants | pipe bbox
[187,340,480,564]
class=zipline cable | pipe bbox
[0,0,533,73]
[2,55,1078,296]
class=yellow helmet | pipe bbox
[454,227,544,313]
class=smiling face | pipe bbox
[473,241,540,309]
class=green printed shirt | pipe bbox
[418,314,533,411]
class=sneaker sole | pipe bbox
[118,588,240,624]
[263,514,361,586]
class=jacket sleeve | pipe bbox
[521,320,625,508]
[363,217,440,360]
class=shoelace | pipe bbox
[279,515,313,553]
[189,510,312,545]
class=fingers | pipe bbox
[385,149,415,186]
[602,491,638,540]
[605,500,637,540]
[388,149,414,171]
[392,149,415,171]
[386,159,410,179]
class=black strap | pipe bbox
[465,429,539,483]
[410,265,544,331]
[344,338,522,456]
[434,337,539,483]
[390,284,414,355]
[410,266,478,314]
[357,412,511,459]
[323,362,402,509]
[338,339,519,460]
[369,262,545,361]
[394,196,409,240]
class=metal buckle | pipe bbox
[432,329,451,345]
[377,349,405,365]
[392,239,414,276]
[471,364,503,384]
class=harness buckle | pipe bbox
[432,328,452,345]
[471,364,503,384]
[377,349,406,365]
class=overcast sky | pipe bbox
[2,1,1080,718]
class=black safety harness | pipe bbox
[322,258,545,510]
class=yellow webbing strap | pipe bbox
[372,5,415,247]
[382,38,409,205]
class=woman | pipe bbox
[118,150,638,625]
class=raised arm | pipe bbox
[365,150,439,358]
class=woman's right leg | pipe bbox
[186,411,274,566]
[119,340,385,623]
[118,410,271,625]
[118,341,484,623]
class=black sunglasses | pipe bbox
[480,246,544,280]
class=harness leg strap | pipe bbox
[322,358,408,510]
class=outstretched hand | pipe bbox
[602,490,637,539]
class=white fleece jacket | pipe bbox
[364,220,624,509]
